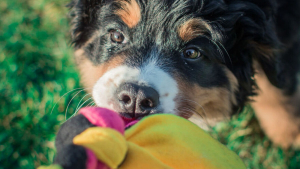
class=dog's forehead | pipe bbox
[110,1,196,29]
[107,0,211,47]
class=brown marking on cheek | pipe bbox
[192,87,234,122]
[174,68,238,126]
[75,49,125,93]
[115,0,141,28]
[178,18,212,42]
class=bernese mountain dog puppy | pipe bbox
[68,0,300,148]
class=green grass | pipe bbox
[0,0,300,168]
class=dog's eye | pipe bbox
[110,30,125,43]
[183,48,201,59]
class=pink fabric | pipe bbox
[85,149,97,169]
[96,161,110,169]
[79,107,125,134]
[121,116,139,128]
[125,120,139,128]
[85,149,110,169]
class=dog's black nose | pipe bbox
[115,83,159,118]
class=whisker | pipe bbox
[90,102,96,107]
[50,88,84,115]
[207,37,233,69]
[201,35,232,69]
[86,101,95,107]
[176,106,213,130]
[73,97,93,117]
[216,41,233,67]
[176,97,215,127]
[209,39,225,63]
[75,93,90,112]
[181,97,230,125]
[178,97,208,119]
[65,89,84,120]
[175,107,203,119]
[199,0,204,12]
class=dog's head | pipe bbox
[69,0,279,127]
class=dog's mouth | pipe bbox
[119,112,158,129]
[121,116,139,129]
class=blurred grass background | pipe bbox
[0,0,300,168]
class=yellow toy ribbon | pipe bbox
[73,127,127,169]
[73,114,246,169]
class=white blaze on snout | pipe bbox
[92,59,178,114]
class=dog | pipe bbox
[68,0,300,148]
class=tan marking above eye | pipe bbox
[178,18,213,42]
[115,0,141,28]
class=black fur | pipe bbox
[68,0,300,115]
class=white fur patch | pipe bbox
[92,58,178,114]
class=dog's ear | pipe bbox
[199,0,281,106]
[68,0,106,48]
[218,1,281,96]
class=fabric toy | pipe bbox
[38,107,246,169]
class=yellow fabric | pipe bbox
[73,127,127,169]
[75,114,246,169]
[124,114,246,169]
[119,142,172,169]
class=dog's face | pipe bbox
[69,0,278,127]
